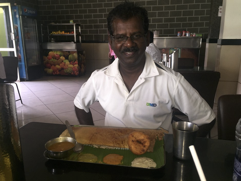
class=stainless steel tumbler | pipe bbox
[172,121,199,160]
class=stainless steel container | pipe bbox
[172,121,199,160]
[0,83,25,180]
[45,137,76,159]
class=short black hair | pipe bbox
[107,1,149,36]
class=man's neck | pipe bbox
[119,61,144,76]
[119,59,145,92]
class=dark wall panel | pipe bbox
[15,0,212,42]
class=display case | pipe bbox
[41,23,85,76]
[47,23,81,43]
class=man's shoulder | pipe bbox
[91,65,109,77]
[154,62,182,79]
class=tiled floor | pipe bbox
[14,72,218,139]
[15,72,105,128]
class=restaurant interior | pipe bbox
[1,0,241,180]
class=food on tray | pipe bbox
[131,157,157,168]
[59,126,167,152]
[103,154,123,165]
[50,30,70,34]
[78,153,98,163]
[47,142,75,152]
[128,131,150,155]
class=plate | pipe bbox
[44,139,165,169]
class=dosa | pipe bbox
[59,126,168,152]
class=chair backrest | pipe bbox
[2,56,18,82]
[178,58,195,69]
[217,94,241,140]
[179,71,220,109]
[173,71,220,138]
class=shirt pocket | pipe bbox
[134,97,172,118]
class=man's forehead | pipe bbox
[111,17,144,34]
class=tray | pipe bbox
[44,139,165,169]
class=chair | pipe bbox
[217,94,241,141]
[173,71,220,137]
[2,56,23,104]
[178,58,195,69]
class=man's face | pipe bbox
[108,17,148,67]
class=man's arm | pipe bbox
[196,118,216,137]
[75,106,94,125]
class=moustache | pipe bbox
[121,47,139,53]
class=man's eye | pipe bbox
[116,36,125,41]
[133,34,142,39]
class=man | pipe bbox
[74,1,215,133]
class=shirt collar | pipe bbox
[105,52,160,78]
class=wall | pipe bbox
[219,1,241,39]
[208,0,222,39]
[204,0,222,71]
[0,7,8,56]
[1,0,212,74]
[215,0,241,99]
[37,0,211,42]
[82,43,109,74]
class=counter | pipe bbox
[153,37,203,70]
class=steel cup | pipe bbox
[172,121,199,160]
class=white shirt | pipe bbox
[74,52,215,131]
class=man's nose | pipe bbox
[124,36,136,46]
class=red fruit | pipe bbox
[47,55,52,60]
[46,63,51,68]
[55,54,60,60]
[72,66,77,71]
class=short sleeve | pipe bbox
[173,75,215,126]
[74,72,98,112]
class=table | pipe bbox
[20,122,236,181]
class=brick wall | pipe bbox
[37,0,211,42]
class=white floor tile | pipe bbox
[55,110,79,125]
[67,91,78,98]
[23,82,57,91]
[94,119,105,126]
[17,104,53,121]
[16,82,32,93]
[90,108,105,121]
[60,86,81,94]
[33,89,67,98]
[16,97,44,107]
[18,114,62,128]
[46,100,75,114]
[19,91,37,99]
[90,102,106,116]
[38,94,74,104]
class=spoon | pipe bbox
[65,120,83,152]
